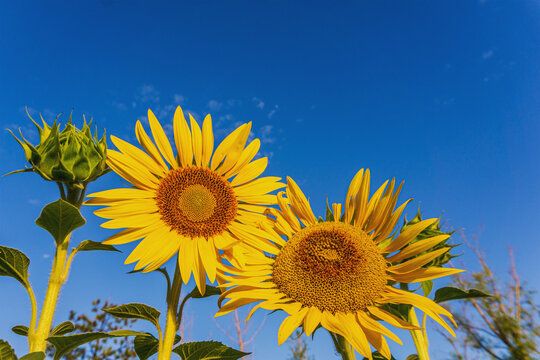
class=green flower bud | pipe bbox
[8,109,109,186]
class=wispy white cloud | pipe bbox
[482,50,494,60]
[136,84,160,104]
[258,125,275,144]
[207,100,223,112]
[252,97,265,109]
[112,101,127,111]
[267,105,278,119]
[173,94,186,105]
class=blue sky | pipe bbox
[0,1,539,359]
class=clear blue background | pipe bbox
[0,1,538,359]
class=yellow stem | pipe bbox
[29,235,71,353]
[158,262,182,360]
[25,282,38,346]
[408,307,430,360]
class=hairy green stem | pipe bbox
[29,234,71,352]
[158,262,182,360]
[331,332,356,360]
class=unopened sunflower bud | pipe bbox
[8,109,108,185]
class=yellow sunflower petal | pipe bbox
[148,109,177,169]
[110,135,166,177]
[303,306,322,336]
[382,218,438,254]
[334,312,372,359]
[178,237,195,284]
[231,157,268,186]
[234,177,284,197]
[101,214,161,229]
[198,237,218,283]
[367,306,422,330]
[224,139,261,179]
[190,114,203,166]
[173,106,193,167]
[193,238,207,295]
[135,120,168,170]
[286,177,317,226]
[386,234,451,263]
[201,114,214,167]
[389,267,465,283]
[278,307,309,345]
[389,247,450,273]
[353,168,371,226]
[211,122,249,171]
[344,169,364,224]
[87,188,154,200]
[219,122,252,175]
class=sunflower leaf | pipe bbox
[19,352,45,360]
[51,321,75,336]
[35,199,86,245]
[74,240,120,253]
[134,333,181,360]
[434,287,491,303]
[188,285,221,299]
[47,330,145,360]
[0,339,17,360]
[11,325,29,336]
[172,341,249,360]
[103,303,161,327]
[0,245,31,289]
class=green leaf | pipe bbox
[420,280,433,297]
[19,353,46,360]
[406,355,419,360]
[51,321,75,336]
[103,303,161,327]
[35,199,86,245]
[172,341,250,360]
[74,240,120,253]
[12,325,29,336]
[188,285,221,299]
[0,245,30,288]
[134,333,181,360]
[0,340,17,360]
[434,287,491,303]
[47,330,144,360]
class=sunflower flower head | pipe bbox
[86,107,284,294]
[8,109,108,185]
[216,169,463,359]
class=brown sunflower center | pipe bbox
[156,167,237,238]
[272,222,388,313]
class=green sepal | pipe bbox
[187,285,221,299]
[172,341,250,360]
[2,168,34,178]
[134,333,181,360]
[0,245,31,289]
[35,199,86,245]
[325,198,334,222]
[51,321,75,336]
[0,339,17,360]
[11,325,29,336]
[420,280,433,296]
[19,352,45,360]
[433,287,491,303]
[103,303,161,328]
[406,355,419,360]
[47,330,145,360]
[74,240,120,253]
[362,351,397,360]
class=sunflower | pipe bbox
[215,169,463,359]
[86,106,284,293]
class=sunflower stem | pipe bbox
[29,234,71,352]
[158,261,182,360]
[408,307,430,360]
[332,333,356,360]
